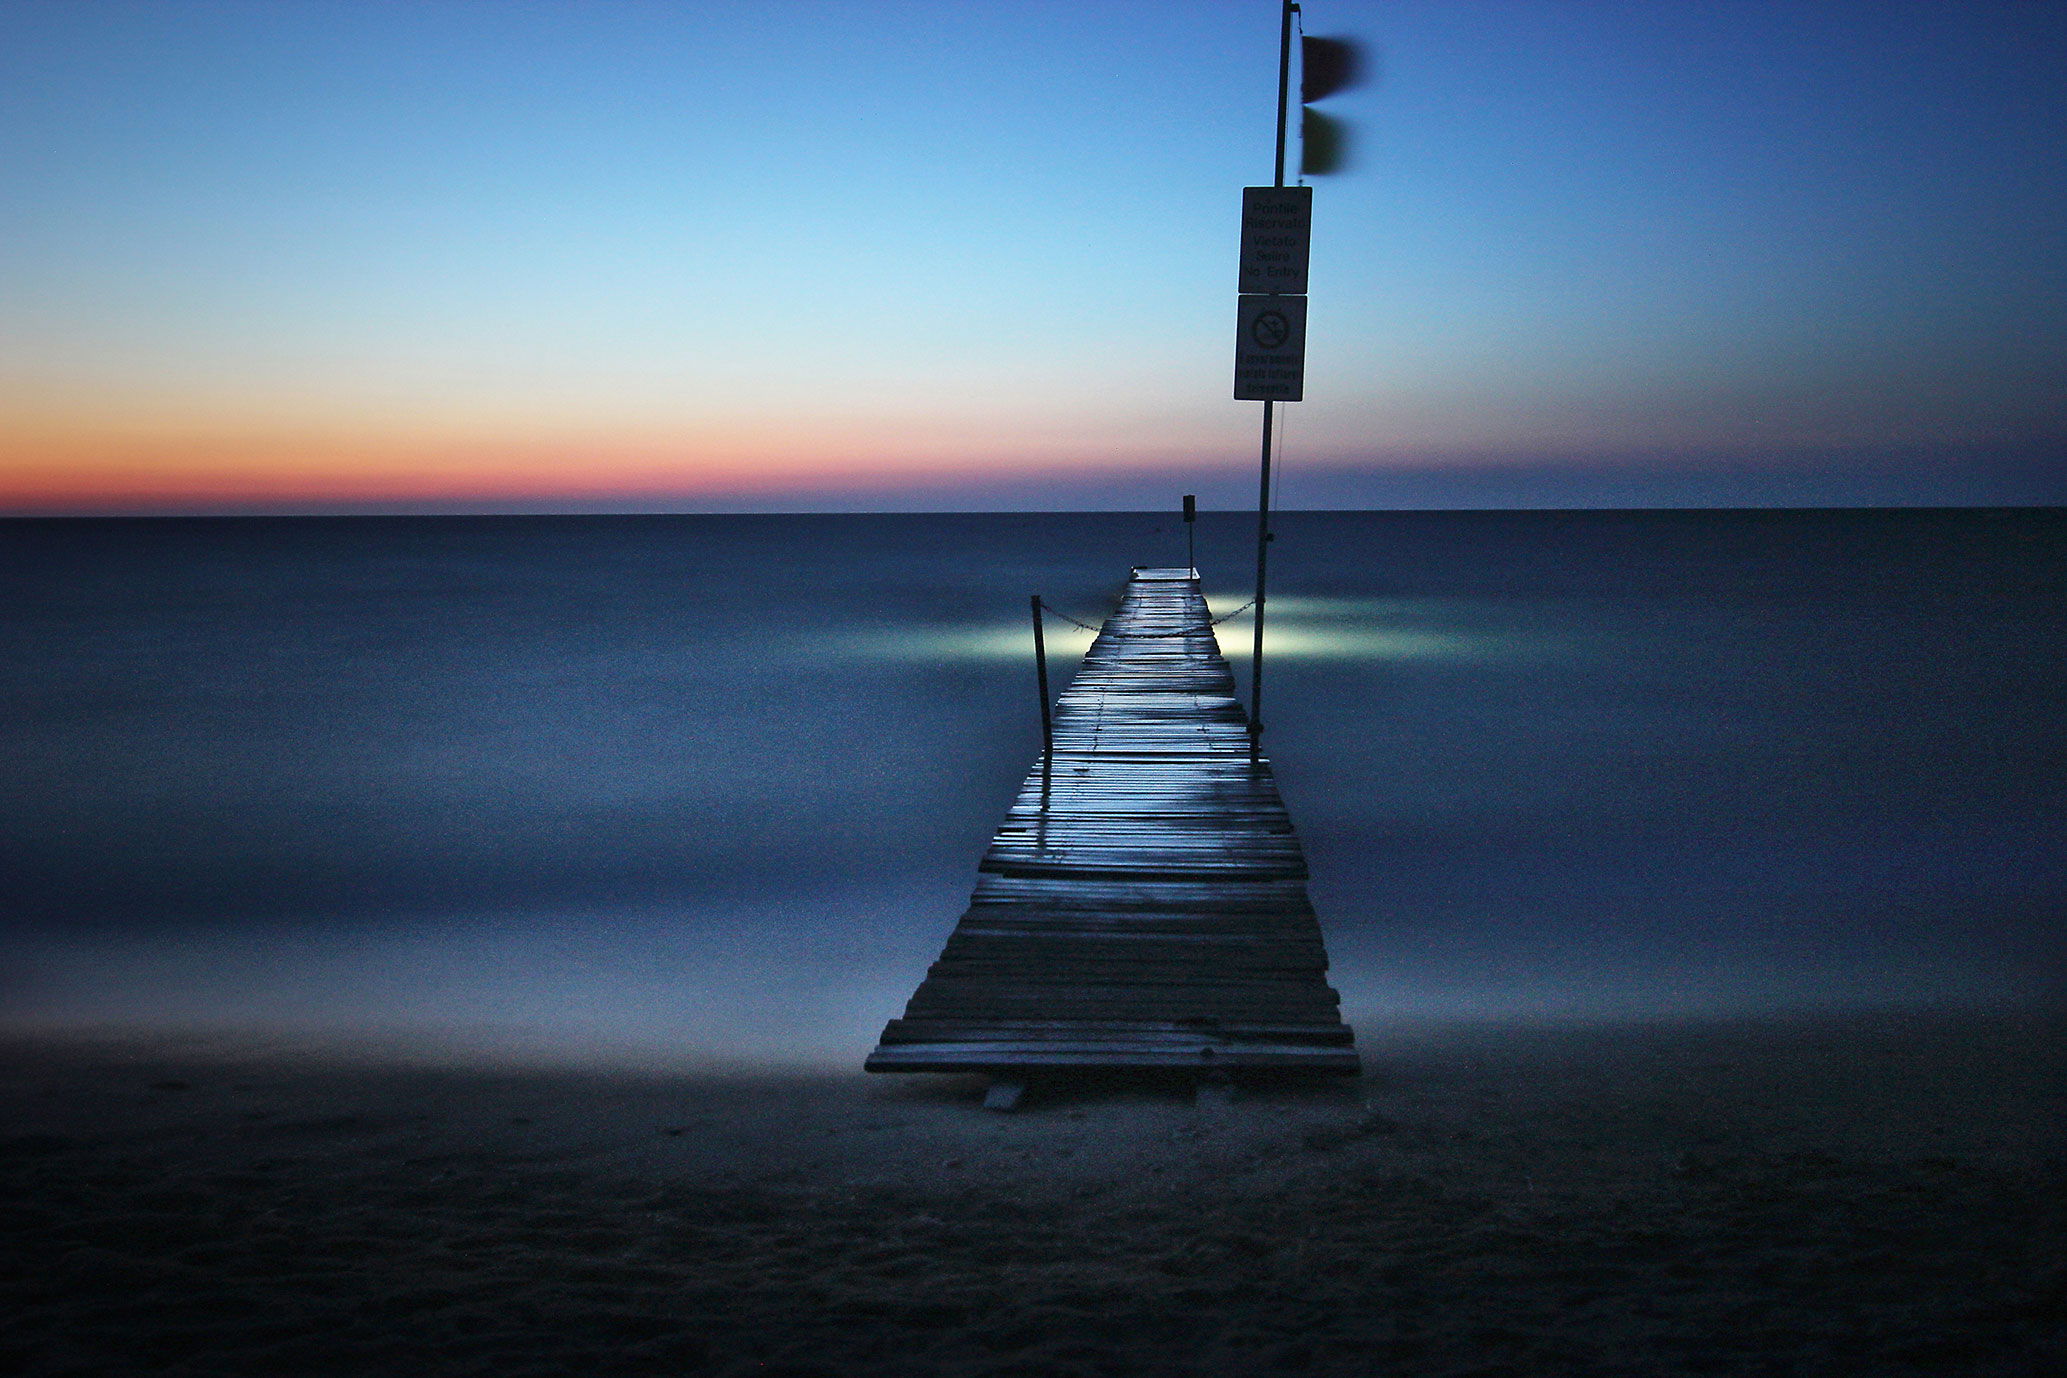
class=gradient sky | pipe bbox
[3,0,2063,511]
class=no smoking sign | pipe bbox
[1233,294,1306,401]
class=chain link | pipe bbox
[1038,597,1256,639]
[1037,603,1104,633]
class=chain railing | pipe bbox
[1037,597,1255,640]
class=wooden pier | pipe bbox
[866,568,1358,1079]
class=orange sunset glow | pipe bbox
[3,0,2060,510]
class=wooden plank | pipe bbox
[864,566,1358,1078]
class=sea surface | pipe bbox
[2,510,2060,1069]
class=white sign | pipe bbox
[1233,294,1306,401]
[1238,186,1312,294]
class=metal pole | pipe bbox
[1274,0,1294,187]
[1030,594,1053,766]
[1252,0,1294,761]
[1183,493,1197,574]
[1250,401,1273,760]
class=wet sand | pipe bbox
[3,1009,2061,1376]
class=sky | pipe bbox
[2,0,2063,512]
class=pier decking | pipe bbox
[865,568,1358,1077]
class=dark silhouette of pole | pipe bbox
[1273,0,1294,186]
[1030,594,1053,767]
[1182,493,1197,573]
[1250,403,1274,761]
[1251,0,1295,762]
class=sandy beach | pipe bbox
[3,1009,2060,1377]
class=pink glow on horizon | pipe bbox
[0,425,1239,513]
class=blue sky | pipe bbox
[2,0,2062,509]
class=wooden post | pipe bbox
[1031,595,1053,768]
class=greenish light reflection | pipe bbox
[1202,593,1470,620]
[839,593,1545,664]
[839,623,1097,663]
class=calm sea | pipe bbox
[2,510,2060,1069]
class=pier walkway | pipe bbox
[866,568,1358,1078]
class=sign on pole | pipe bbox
[1237,186,1312,294]
[1233,293,1306,401]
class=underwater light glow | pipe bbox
[843,603,1529,665]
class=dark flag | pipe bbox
[1299,36,1363,175]
[1300,36,1363,105]
[1300,107,1347,176]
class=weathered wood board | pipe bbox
[866,568,1359,1076]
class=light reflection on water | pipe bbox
[841,592,1544,665]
